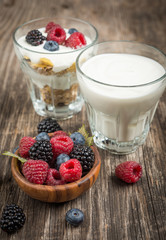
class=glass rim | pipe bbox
[76,40,166,88]
[13,16,98,55]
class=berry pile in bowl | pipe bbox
[4,118,101,203]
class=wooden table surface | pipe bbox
[0,0,166,239]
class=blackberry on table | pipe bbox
[26,29,46,46]
[38,118,62,134]
[0,204,26,233]
[70,145,95,176]
[29,140,53,163]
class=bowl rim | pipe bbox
[11,145,101,192]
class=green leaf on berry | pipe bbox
[2,151,27,163]
[77,125,94,146]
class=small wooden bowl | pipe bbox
[11,143,101,203]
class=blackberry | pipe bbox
[0,204,26,233]
[26,29,46,46]
[37,118,62,133]
[29,140,53,163]
[70,145,95,176]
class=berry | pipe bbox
[22,159,49,184]
[47,26,66,44]
[70,132,85,145]
[50,135,74,158]
[19,136,36,158]
[51,130,68,138]
[0,204,26,233]
[65,32,86,49]
[70,145,95,176]
[45,168,66,185]
[45,22,61,33]
[59,159,82,182]
[29,140,53,164]
[115,161,142,183]
[68,28,78,34]
[66,208,84,227]
[38,118,62,133]
[35,132,50,141]
[56,153,70,170]
[43,40,59,51]
[26,29,46,46]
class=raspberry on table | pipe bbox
[47,26,66,44]
[37,118,62,133]
[65,32,86,49]
[0,204,26,233]
[45,22,61,33]
[50,135,74,158]
[29,140,53,164]
[22,159,49,184]
[26,29,46,46]
[59,159,82,182]
[70,145,95,176]
[66,208,84,227]
[45,168,66,186]
[115,161,142,183]
[19,136,36,158]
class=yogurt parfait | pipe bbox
[13,17,98,119]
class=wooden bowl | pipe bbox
[11,144,101,203]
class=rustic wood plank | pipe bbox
[0,0,166,239]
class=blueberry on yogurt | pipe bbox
[43,41,59,51]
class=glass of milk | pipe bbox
[76,41,166,154]
[13,17,98,120]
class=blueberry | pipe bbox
[70,132,85,145]
[56,154,70,170]
[13,146,19,153]
[36,132,50,141]
[68,28,78,34]
[43,41,59,51]
[66,208,84,227]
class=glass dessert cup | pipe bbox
[76,41,166,154]
[13,17,98,120]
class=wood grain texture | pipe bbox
[0,0,166,239]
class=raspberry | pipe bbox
[22,159,49,184]
[19,137,36,158]
[45,22,61,33]
[51,130,68,138]
[115,161,142,183]
[45,168,66,185]
[47,27,66,44]
[50,135,74,158]
[59,159,82,182]
[65,32,86,49]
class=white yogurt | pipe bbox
[18,27,91,72]
[79,54,166,141]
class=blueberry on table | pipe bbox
[35,132,50,141]
[43,41,59,51]
[70,132,85,145]
[56,153,70,170]
[68,28,78,34]
[66,208,84,226]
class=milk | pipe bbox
[79,54,165,142]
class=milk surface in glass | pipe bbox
[79,53,165,152]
